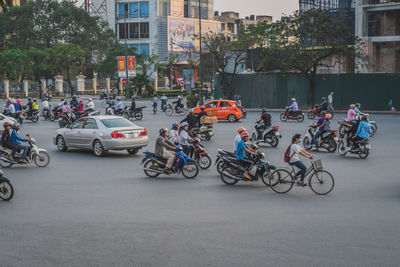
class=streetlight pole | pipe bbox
[198,0,203,104]
[124,14,129,97]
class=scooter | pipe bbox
[141,146,199,179]
[189,124,214,141]
[0,169,14,201]
[123,106,145,120]
[250,122,281,147]
[21,108,39,123]
[307,105,334,119]
[280,108,304,122]
[337,131,371,159]
[0,135,50,168]
[303,125,338,152]
[189,138,212,169]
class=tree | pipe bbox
[130,54,160,96]
[25,48,52,84]
[0,49,27,80]
[0,0,13,12]
[258,9,360,107]
[96,43,137,78]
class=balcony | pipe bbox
[366,0,400,4]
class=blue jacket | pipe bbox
[11,130,27,145]
[236,139,248,160]
[355,121,371,139]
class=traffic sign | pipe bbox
[122,78,127,85]
[179,80,185,87]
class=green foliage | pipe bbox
[0,49,27,80]
[155,90,187,97]
[96,44,137,78]
[130,54,161,96]
[186,93,199,103]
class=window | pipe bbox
[140,22,149,38]
[129,23,139,39]
[221,23,225,31]
[83,119,98,129]
[219,101,231,108]
[119,23,128,39]
[71,119,86,129]
[129,2,139,18]
[140,2,149,17]
[100,118,134,128]
[204,101,218,109]
[118,3,128,18]
[139,44,150,57]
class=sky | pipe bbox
[214,0,299,21]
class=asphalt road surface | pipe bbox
[1,100,399,266]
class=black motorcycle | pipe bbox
[303,125,338,152]
[337,132,371,159]
[161,99,167,112]
[0,169,14,201]
[123,106,145,120]
[250,122,281,147]
[219,152,276,186]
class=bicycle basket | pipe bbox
[313,159,323,170]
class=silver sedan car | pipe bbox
[54,115,149,156]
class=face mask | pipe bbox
[299,139,302,144]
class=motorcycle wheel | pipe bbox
[144,160,160,178]
[134,112,143,120]
[202,132,211,141]
[338,141,347,156]
[270,136,279,147]
[303,136,312,150]
[370,123,377,137]
[358,146,369,159]
[251,132,257,142]
[220,166,239,185]
[280,114,287,122]
[216,161,225,174]
[307,112,316,119]
[242,112,247,119]
[197,154,212,169]
[0,180,14,201]
[18,117,23,124]
[32,114,39,123]
[50,113,55,121]
[297,114,305,122]
[327,138,337,153]
[34,151,50,167]
[0,159,13,168]
[165,108,173,116]
[338,125,347,136]
[59,118,67,128]
[261,170,271,186]
[101,100,107,108]
[182,161,199,179]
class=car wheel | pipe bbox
[127,148,139,155]
[93,140,105,157]
[56,135,68,152]
[227,114,236,122]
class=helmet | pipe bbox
[355,103,360,107]
[237,127,246,133]
[3,122,10,128]
[6,100,11,104]
[172,122,179,128]
[79,99,84,103]
[73,95,77,99]
[192,137,200,143]
[159,128,168,135]
[261,108,267,113]
[33,98,37,101]
[200,105,205,110]
[28,97,32,101]
[291,98,296,101]
[181,122,188,128]
[89,98,92,101]
[350,104,355,108]
[131,96,135,100]
[162,93,166,96]
[12,122,20,129]
[241,131,249,138]
[117,97,121,100]
[60,98,64,101]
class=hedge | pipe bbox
[155,90,187,97]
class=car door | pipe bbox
[65,118,86,147]
[80,118,98,148]
[218,101,232,119]
[203,101,219,117]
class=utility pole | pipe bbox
[124,14,129,97]
[198,0,204,104]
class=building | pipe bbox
[214,11,272,35]
[356,0,400,73]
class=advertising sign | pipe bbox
[117,56,126,78]
[127,56,136,77]
[168,18,195,51]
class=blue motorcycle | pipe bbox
[142,146,199,179]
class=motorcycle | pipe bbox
[50,105,62,121]
[215,149,236,174]
[161,99,168,112]
[123,106,145,120]
[303,125,338,152]
[219,151,276,186]
[280,108,304,122]
[337,135,371,159]
[22,109,39,123]
[189,124,214,141]
[0,169,14,201]
[250,122,281,147]
[189,139,212,169]
[0,135,50,168]
[338,114,377,138]
[152,102,157,114]
[42,104,52,121]
[59,109,99,128]
[238,105,247,119]
[307,105,334,119]
[141,146,199,179]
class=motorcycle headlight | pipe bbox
[260,152,265,159]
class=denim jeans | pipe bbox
[313,129,323,147]
[293,160,307,181]
[16,144,28,159]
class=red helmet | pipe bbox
[79,99,84,103]
[3,122,10,128]
[241,131,249,138]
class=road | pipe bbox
[0,100,399,266]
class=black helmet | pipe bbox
[159,128,168,135]
[131,96,135,100]
[28,97,32,101]
[261,108,267,113]
[72,95,77,99]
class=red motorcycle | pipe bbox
[307,105,334,119]
[280,108,304,122]
[190,138,212,169]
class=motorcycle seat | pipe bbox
[144,152,167,163]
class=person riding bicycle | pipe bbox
[236,131,258,180]
[169,122,180,144]
[256,108,271,140]
[155,128,177,172]
[161,94,168,110]
[196,105,207,128]
[351,116,371,149]
[286,98,298,117]
[1,122,18,161]
[234,127,246,151]
[10,122,29,163]
[114,97,124,115]
[312,112,332,151]
[181,109,197,130]
[289,134,314,187]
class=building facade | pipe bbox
[214,11,272,35]
[356,0,400,73]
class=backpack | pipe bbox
[1,130,10,146]
[284,145,295,163]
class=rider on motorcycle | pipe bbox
[11,98,19,112]
[1,122,18,161]
[175,95,184,112]
[286,98,298,117]
[155,128,177,172]
[347,104,357,122]
[5,100,15,117]
[74,99,85,118]
[16,96,22,110]
[32,98,39,115]
[86,98,95,112]
[42,98,50,116]
[312,112,332,151]
[234,127,246,151]
[106,96,114,108]
[318,97,329,112]
[58,98,65,108]
[152,94,158,109]
[70,95,79,108]
[236,131,258,180]
[130,96,136,111]
[26,97,33,118]
[161,94,168,110]
[256,108,271,140]
[180,109,197,130]
[178,122,193,156]
[352,116,371,149]
[354,103,362,115]
[10,123,29,163]
[169,122,180,144]
[61,101,72,114]
[196,106,207,128]
[115,97,124,115]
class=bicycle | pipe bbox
[269,159,334,195]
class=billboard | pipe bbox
[168,18,195,51]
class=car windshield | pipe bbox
[100,118,135,128]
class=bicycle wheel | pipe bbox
[269,169,294,194]
[165,107,173,116]
[309,170,334,195]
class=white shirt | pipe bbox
[8,104,15,114]
[179,130,190,146]
[115,101,124,110]
[234,134,241,151]
[87,101,95,109]
[59,101,65,107]
[42,100,49,109]
[169,129,179,143]
[328,95,333,104]
[289,143,301,163]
